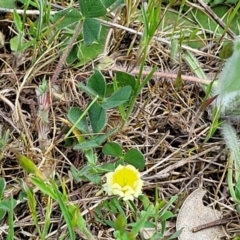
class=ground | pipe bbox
[0,0,240,239]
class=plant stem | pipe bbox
[51,21,82,84]
[64,96,99,139]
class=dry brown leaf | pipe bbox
[176,188,225,240]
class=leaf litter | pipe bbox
[0,1,240,239]
[176,188,225,240]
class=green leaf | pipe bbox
[226,0,239,3]
[0,178,6,200]
[68,204,95,240]
[140,221,156,229]
[71,165,101,184]
[78,82,100,98]
[124,149,145,171]
[84,173,101,184]
[183,51,206,79]
[213,37,240,119]
[235,176,240,201]
[16,154,44,179]
[170,38,179,64]
[83,18,101,45]
[102,86,132,109]
[88,102,106,133]
[175,67,183,90]
[107,0,124,11]
[67,107,89,134]
[156,11,204,49]
[13,9,23,33]
[101,0,117,8]
[84,148,97,164]
[10,36,36,52]
[52,181,76,240]
[219,41,234,60]
[79,0,106,18]
[161,210,175,221]
[30,176,57,200]
[52,8,82,29]
[114,214,127,232]
[130,209,150,236]
[106,83,114,96]
[10,36,20,52]
[204,106,223,143]
[150,232,164,239]
[87,69,106,99]
[92,163,115,173]
[102,142,123,157]
[0,200,17,211]
[67,44,79,65]
[159,195,177,218]
[0,0,15,8]
[18,39,36,52]
[77,26,109,66]
[139,195,151,210]
[0,208,6,220]
[74,129,117,150]
[115,71,136,91]
[168,228,183,240]
[74,139,99,150]
[71,166,83,183]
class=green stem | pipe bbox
[65,96,99,139]
[121,51,155,129]
[227,153,238,203]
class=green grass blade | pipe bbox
[42,197,52,239]
[6,196,14,240]
[52,181,76,240]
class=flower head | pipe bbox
[103,165,143,201]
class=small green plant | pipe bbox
[211,36,240,210]
[66,69,144,182]
[0,178,17,221]
[95,192,181,240]
[10,0,121,69]
[65,0,163,160]
[26,175,95,240]
[11,0,52,56]
[0,129,15,238]
[70,141,146,185]
[0,178,24,239]
[67,69,132,149]
[15,153,94,239]
[50,0,121,70]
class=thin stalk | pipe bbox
[51,21,82,84]
[227,153,237,202]
[120,0,160,128]
[64,96,99,139]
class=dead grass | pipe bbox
[0,1,240,239]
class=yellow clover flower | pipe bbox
[104,164,143,201]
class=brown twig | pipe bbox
[113,66,212,85]
[197,0,235,40]
[51,21,82,84]
[192,217,236,233]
